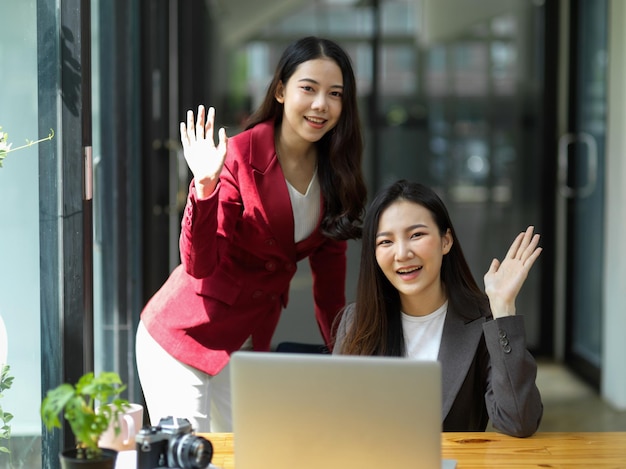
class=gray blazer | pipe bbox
[333,303,543,437]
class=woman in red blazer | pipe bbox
[136,36,367,432]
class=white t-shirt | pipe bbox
[401,301,448,361]
[286,170,320,243]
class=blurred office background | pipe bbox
[0,0,625,467]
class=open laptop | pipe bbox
[230,351,456,469]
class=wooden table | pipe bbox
[202,432,626,468]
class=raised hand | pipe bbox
[483,226,542,318]
[180,105,228,199]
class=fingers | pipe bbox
[187,109,196,140]
[186,105,206,140]
[204,106,215,138]
[180,109,194,149]
[218,127,226,141]
[180,105,220,145]
[517,226,533,254]
[504,231,524,261]
[524,245,543,270]
[505,226,541,263]
[180,121,188,148]
[196,105,206,139]
[487,258,500,274]
[517,226,541,265]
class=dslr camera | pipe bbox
[136,416,213,468]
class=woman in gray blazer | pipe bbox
[333,180,543,437]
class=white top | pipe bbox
[401,301,448,361]
[286,170,320,243]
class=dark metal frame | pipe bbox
[38,0,92,466]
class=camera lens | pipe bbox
[170,433,213,469]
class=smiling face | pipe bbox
[375,199,453,316]
[275,58,343,146]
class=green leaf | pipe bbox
[40,371,129,460]
[41,383,77,429]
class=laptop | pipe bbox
[230,351,456,469]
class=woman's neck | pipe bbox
[275,129,318,194]
[399,285,448,317]
[274,128,316,164]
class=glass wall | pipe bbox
[0,1,43,466]
[416,3,547,349]
[1,0,95,466]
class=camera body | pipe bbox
[136,416,213,469]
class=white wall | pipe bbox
[601,0,626,410]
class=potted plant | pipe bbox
[41,371,129,468]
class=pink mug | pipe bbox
[98,403,144,452]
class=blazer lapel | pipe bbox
[249,121,296,256]
[438,305,486,420]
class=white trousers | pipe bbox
[135,320,236,433]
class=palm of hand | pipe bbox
[484,256,531,304]
[183,131,226,181]
[483,226,542,317]
[180,106,227,187]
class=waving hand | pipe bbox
[180,105,228,199]
[483,226,542,318]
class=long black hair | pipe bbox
[339,180,490,356]
[245,36,366,240]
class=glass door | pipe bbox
[558,0,608,388]
[414,1,550,352]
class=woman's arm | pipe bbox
[481,226,543,437]
[178,105,235,279]
[482,316,543,437]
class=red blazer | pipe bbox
[141,120,347,375]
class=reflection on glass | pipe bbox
[0,0,43,467]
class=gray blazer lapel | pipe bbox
[438,307,486,420]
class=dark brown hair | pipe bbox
[245,36,366,240]
[339,179,490,356]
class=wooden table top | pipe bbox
[202,432,626,469]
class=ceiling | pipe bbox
[208,0,308,47]
[207,0,520,48]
